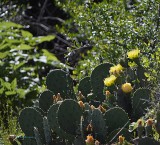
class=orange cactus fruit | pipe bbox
[85,135,94,145]
[95,140,100,145]
[90,105,95,110]
[146,119,154,126]
[137,119,143,126]
[98,105,106,113]
[78,101,85,108]
[119,135,125,144]
[105,90,111,96]
[86,123,93,132]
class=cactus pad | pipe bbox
[39,90,54,112]
[57,99,82,135]
[46,69,76,100]
[91,108,106,143]
[78,77,92,97]
[104,107,129,133]
[132,88,151,119]
[134,137,160,145]
[47,104,74,141]
[19,107,44,136]
[90,63,112,102]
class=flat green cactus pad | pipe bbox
[132,88,151,119]
[90,63,112,102]
[78,77,92,97]
[47,104,74,141]
[19,107,44,138]
[57,99,82,135]
[91,108,106,143]
[135,137,160,145]
[104,107,130,133]
[39,90,54,112]
[46,69,76,100]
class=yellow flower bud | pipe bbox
[127,49,140,60]
[109,64,124,76]
[121,83,133,93]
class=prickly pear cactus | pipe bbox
[57,99,82,135]
[91,108,107,143]
[78,76,92,98]
[46,69,76,100]
[19,107,45,143]
[132,88,151,119]
[104,107,130,133]
[39,90,54,112]
[90,63,112,102]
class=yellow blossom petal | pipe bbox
[127,49,140,60]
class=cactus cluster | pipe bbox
[10,50,160,145]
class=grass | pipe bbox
[0,109,23,145]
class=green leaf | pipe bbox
[42,49,59,61]
[5,91,17,96]
[4,82,11,90]
[0,87,4,95]
[11,78,17,89]
[17,89,26,98]
[0,52,10,59]
[0,21,22,29]
[21,30,33,38]
[13,62,25,70]
[34,35,55,43]
[15,44,33,50]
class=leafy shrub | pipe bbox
[55,0,160,82]
[0,20,69,122]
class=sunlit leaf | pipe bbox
[34,35,55,43]
[42,49,59,61]
[11,78,17,89]
[21,30,33,38]
[0,21,22,29]
[5,91,17,96]
[15,44,33,50]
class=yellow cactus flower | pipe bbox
[127,49,140,60]
[118,135,125,144]
[78,101,85,108]
[104,75,117,87]
[121,83,133,93]
[85,135,94,145]
[109,64,124,76]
